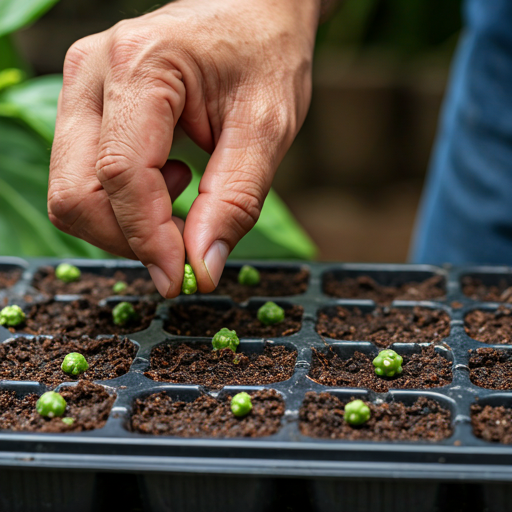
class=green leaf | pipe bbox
[0,0,60,38]
[0,35,32,73]
[0,74,61,142]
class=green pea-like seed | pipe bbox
[212,328,240,352]
[181,264,197,295]
[0,305,25,327]
[112,301,137,326]
[344,399,371,426]
[61,352,89,376]
[257,301,285,326]
[62,417,75,426]
[36,391,67,418]
[372,349,403,378]
[113,281,128,294]
[231,392,252,417]
[238,265,260,286]
[55,263,81,283]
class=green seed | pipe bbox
[231,392,252,417]
[344,399,371,426]
[257,302,285,326]
[372,349,403,378]
[181,264,197,295]
[61,353,89,376]
[36,391,67,418]
[238,265,260,286]
[0,305,25,326]
[212,328,240,352]
[62,417,75,426]
[113,281,128,294]
[112,301,137,326]
[55,263,81,283]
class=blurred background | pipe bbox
[0,0,463,262]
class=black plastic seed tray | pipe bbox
[3,258,512,512]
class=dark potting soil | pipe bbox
[299,392,452,441]
[209,267,309,302]
[469,348,512,389]
[323,274,445,304]
[465,307,512,344]
[309,344,452,392]
[471,403,512,444]
[145,342,296,390]
[0,381,115,433]
[0,269,22,290]
[130,388,284,437]
[462,276,512,303]
[0,335,137,387]
[32,266,156,299]
[164,303,303,338]
[10,299,157,337]
[316,306,450,347]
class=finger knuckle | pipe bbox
[63,37,94,86]
[220,179,263,231]
[47,183,82,230]
[96,152,133,193]
[108,22,152,71]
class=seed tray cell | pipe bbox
[3,259,512,512]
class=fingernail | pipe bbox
[147,264,173,298]
[203,240,230,287]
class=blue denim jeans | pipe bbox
[410,0,512,264]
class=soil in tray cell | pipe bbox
[209,267,309,302]
[316,306,450,347]
[309,345,452,392]
[0,269,22,290]
[471,403,512,444]
[0,335,137,388]
[469,348,512,389]
[12,299,156,337]
[462,276,512,302]
[0,381,115,433]
[145,342,296,390]
[130,388,284,437]
[323,273,445,304]
[32,265,157,299]
[299,392,452,441]
[164,303,303,338]
[465,307,512,344]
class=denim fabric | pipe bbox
[410,0,512,264]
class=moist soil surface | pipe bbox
[465,307,512,344]
[316,306,450,347]
[469,348,512,389]
[462,276,512,303]
[164,304,303,338]
[323,274,445,304]
[299,392,451,441]
[471,403,512,444]
[131,388,284,437]
[0,269,22,290]
[0,381,115,433]
[309,344,452,392]
[10,299,157,337]
[209,267,309,302]
[145,342,296,390]
[0,335,137,388]
[32,266,156,299]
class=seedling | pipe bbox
[112,301,137,326]
[373,349,403,377]
[113,281,128,294]
[55,263,81,283]
[257,301,285,326]
[344,399,371,426]
[182,264,197,295]
[61,352,89,376]
[212,328,240,352]
[231,392,252,417]
[0,305,25,326]
[238,265,260,286]
[62,417,75,426]
[36,391,67,418]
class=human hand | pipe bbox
[48,0,320,297]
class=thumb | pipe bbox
[184,121,286,292]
